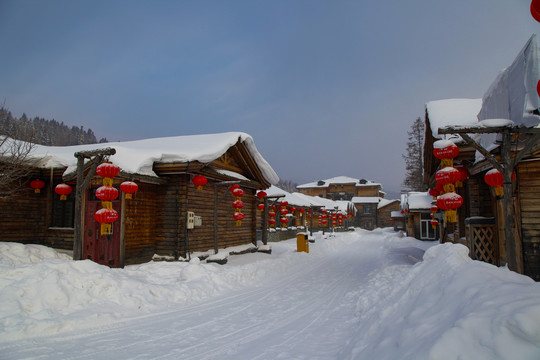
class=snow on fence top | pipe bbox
[23,132,279,184]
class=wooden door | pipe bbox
[83,189,122,267]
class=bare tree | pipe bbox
[0,107,37,199]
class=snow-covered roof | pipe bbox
[291,192,355,214]
[11,132,279,184]
[297,176,381,189]
[390,211,404,218]
[262,185,313,207]
[405,192,433,211]
[479,34,540,128]
[425,98,482,140]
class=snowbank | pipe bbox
[343,242,540,360]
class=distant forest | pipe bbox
[0,107,107,146]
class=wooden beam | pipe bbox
[459,133,504,173]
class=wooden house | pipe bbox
[377,199,401,228]
[402,192,439,241]
[0,132,279,267]
[423,35,540,280]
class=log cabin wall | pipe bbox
[122,180,167,265]
[517,160,540,281]
[0,175,49,245]
[182,176,257,255]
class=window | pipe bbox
[363,205,372,214]
[51,195,75,228]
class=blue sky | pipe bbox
[0,0,538,196]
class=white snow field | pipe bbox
[1,228,540,359]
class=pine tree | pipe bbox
[402,117,426,192]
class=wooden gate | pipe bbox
[465,217,498,265]
[83,190,121,267]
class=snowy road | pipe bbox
[3,229,540,360]
[2,231,399,360]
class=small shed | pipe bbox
[403,192,438,241]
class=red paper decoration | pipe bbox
[192,175,207,190]
[94,208,119,235]
[436,192,464,223]
[30,179,45,193]
[55,183,72,200]
[120,181,138,199]
[257,191,267,201]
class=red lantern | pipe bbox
[30,179,45,193]
[268,218,276,226]
[233,212,245,226]
[192,175,207,190]
[95,186,119,209]
[532,0,540,22]
[435,167,461,193]
[280,201,288,207]
[433,143,459,159]
[258,203,265,211]
[232,200,244,209]
[455,167,468,188]
[290,207,296,213]
[120,181,138,199]
[96,162,120,186]
[430,205,438,213]
[428,188,440,198]
[257,191,267,201]
[436,192,463,223]
[431,219,439,229]
[433,141,459,168]
[484,169,504,196]
[299,209,305,213]
[230,184,241,192]
[94,208,118,235]
[280,208,289,216]
[280,217,288,226]
[55,183,72,200]
[232,188,244,199]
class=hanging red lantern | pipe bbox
[120,181,138,199]
[435,167,461,193]
[428,188,440,198]
[268,210,276,218]
[532,0,540,22]
[257,191,267,202]
[192,175,207,190]
[95,186,119,209]
[430,205,438,213]
[230,184,241,192]
[232,200,244,210]
[233,212,245,226]
[30,179,45,193]
[280,217,288,227]
[94,208,119,235]
[232,188,244,199]
[299,208,305,213]
[436,192,464,223]
[433,141,459,168]
[290,207,296,213]
[280,201,288,207]
[280,207,289,216]
[55,183,72,200]
[258,203,265,211]
[484,169,513,196]
[431,219,439,229]
[96,162,120,186]
[455,167,468,188]
[268,218,276,226]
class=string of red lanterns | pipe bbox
[231,185,244,226]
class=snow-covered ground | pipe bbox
[1,228,540,359]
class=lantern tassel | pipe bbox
[101,223,112,235]
[60,194,67,201]
[236,220,242,226]
[125,193,132,199]
[495,186,504,196]
[103,177,113,187]
[441,159,454,168]
[102,201,113,210]
[445,210,457,223]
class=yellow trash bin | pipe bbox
[296,233,309,253]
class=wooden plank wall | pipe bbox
[517,160,540,281]
[182,176,257,255]
[122,180,167,265]
[0,180,49,244]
